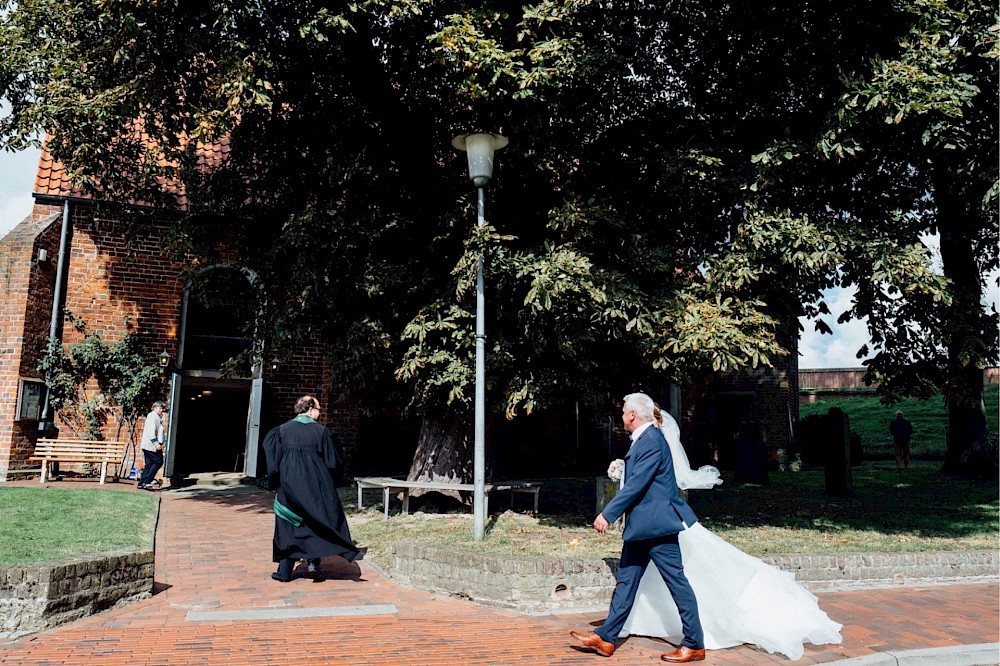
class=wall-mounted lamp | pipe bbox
[37,249,48,263]
[158,350,172,375]
[269,357,281,373]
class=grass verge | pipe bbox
[800,383,999,459]
[0,486,158,565]
[345,461,999,564]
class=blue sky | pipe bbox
[1,145,993,370]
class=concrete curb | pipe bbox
[831,642,1000,665]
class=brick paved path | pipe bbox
[1,486,996,665]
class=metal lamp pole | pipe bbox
[451,132,508,541]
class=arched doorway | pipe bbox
[164,265,263,478]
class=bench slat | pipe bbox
[33,445,118,448]
[36,439,120,446]
[34,446,120,451]
[31,455,120,459]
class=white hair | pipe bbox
[623,392,655,422]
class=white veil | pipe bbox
[658,410,722,490]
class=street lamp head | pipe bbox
[452,133,508,187]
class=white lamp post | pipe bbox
[451,132,508,541]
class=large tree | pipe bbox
[2,0,992,480]
[740,0,998,475]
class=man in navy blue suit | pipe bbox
[571,392,705,662]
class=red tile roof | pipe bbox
[34,133,231,209]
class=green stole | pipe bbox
[274,497,303,527]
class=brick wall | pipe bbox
[799,368,872,390]
[0,212,62,476]
[59,205,186,349]
[801,367,1000,388]
[264,345,359,466]
[1,200,358,481]
[0,550,154,634]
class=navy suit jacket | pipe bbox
[601,423,698,541]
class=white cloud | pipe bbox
[799,234,999,369]
[799,285,872,369]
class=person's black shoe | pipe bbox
[307,558,325,581]
[271,558,294,582]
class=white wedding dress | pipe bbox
[618,413,843,661]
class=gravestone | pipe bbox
[824,407,853,496]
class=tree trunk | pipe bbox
[406,417,474,501]
[942,365,991,476]
[936,170,994,477]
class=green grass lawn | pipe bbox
[799,383,999,459]
[346,461,999,563]
[0,487,158,565]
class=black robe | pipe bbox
[263,416,360,563]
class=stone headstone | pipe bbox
[824,407,853,496]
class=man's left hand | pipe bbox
[593,514,609,533]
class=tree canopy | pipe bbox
[2,0,996,471]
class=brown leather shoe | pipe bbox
[660,646,706,662]
[569,630,615,657]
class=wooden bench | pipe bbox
[355,476,541,520]
[29,439,124,484]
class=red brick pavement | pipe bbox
[1,484,997,665]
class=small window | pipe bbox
[16,379,47,421]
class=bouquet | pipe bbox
[607,458,624,482]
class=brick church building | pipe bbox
[0,146,361,482]
[0,146,799,483]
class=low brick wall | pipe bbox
[384,542,618,613]
[761,550,1000,590]
[0,551,154,635]
[383,543,999,614]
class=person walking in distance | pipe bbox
[137,401,166,490]
[570,392,705,662]
[890,410,914,470]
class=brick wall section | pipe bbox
[710,367,795,452]
[1,199,359,481]
[0,212,62,476]
[59,205,186,350]
[800,368,873,390]
[382,544,999,614]
[0,550,154,634]
[801,367,999,388]
[262,338,358,463]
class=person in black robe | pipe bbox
[264,395,360,582]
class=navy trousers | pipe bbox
[139,449,164,487]
[596,533,704,649]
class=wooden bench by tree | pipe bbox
[355,476,542,520]
[30,439,124,484]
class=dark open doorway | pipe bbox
[171,381,250,475]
